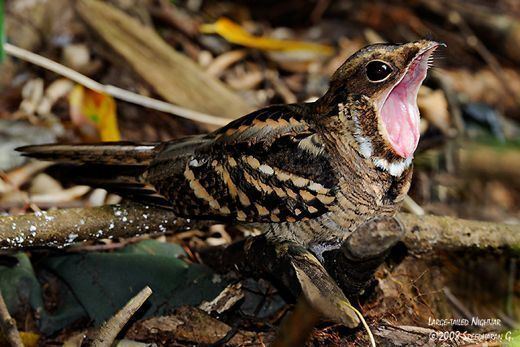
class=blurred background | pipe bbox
[0,0,519,345]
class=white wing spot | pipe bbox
[258,164,274,175]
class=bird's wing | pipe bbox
[147,105,339,223]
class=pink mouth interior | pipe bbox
[380,49,435,158]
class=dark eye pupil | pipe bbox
[366,61,392,81]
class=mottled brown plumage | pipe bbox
[18,40,440,258]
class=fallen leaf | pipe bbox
[69,84,121,141]
[41,240,228,325]
[199,282,244,314]
[36,79,74,116]
[0,241,230,335]
[0,120,57,171]
[29,185,91,204]
[200,18,334,56]
[20,79,45,116]
[62,43,91,71]
[0,253,86,335]
[0,331,40,347]
[20,332,40,347]
[28,173,63,195]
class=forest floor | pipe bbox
[0,0,519,346]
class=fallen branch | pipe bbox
[86,286,152,347]
[0,203,202,249]
[0,290,23,347]
[0,204,517,252]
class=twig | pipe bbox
[0,290,23,347]
[447,10,519,108]
[402,195,425,216]
[442,287,474,320]
[87,286,152,347]
[266,70,297,104]
[4,43,229,127]
[430,70,465,135]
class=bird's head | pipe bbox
[318,40,443,176]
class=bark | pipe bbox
[398,213,520,253]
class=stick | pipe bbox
[1,203,517,252]
[87,286,152,347]
[4,43,229,127]
[0,290,23,347]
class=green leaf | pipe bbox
[0,253,86,335]
[0,0,4,62]
[0,253,44,316]
[0,240,228,335]
[41,240,228,325]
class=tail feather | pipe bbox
[17,142,159,165]
[17,142,171,207]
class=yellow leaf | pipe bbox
[68,85,121,141]
[20,332,40,347]
[0,331,40,347]
[200,18,334,56]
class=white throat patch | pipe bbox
[338,102,413,177]
[373,156,413,177]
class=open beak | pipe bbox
[378,41,443,159]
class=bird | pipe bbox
[18,40,441,260]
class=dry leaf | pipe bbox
[69,84,121,141]
[30,185,91,204]
[200,18,334,56]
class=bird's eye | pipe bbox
[366,61,393,82]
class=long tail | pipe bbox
[17,142,170,206]
[17,142,158,165]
